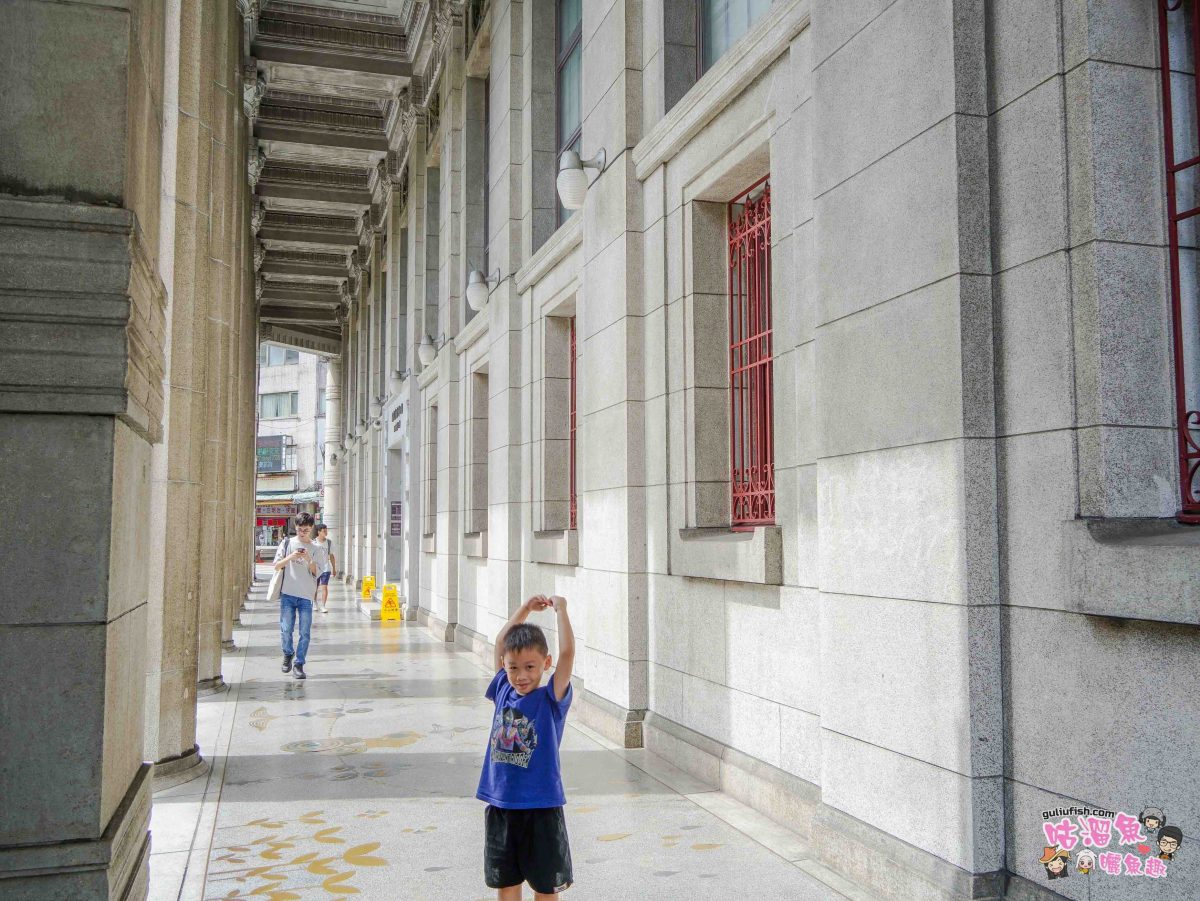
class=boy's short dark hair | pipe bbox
[295,512,315,527]
[315,522,328,533]
[504,623,548,657]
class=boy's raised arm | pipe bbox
[551,596,574,701]
[493,595,549,671]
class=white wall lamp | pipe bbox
[418,333,448,367]
[466,268,501,311]
[556,148,607,210]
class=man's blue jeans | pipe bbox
[280,593,313,665]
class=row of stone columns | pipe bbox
[0,0,259,893]
[145,0,256,780]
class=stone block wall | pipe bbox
[335,3,1200,901]
[990,3,1200,899]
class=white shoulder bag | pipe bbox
[267,538,290,603]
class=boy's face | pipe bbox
[1159,836,1179,855]
[504,647,551,695]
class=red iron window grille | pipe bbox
[569,316,578,529]
[728,176,775,528]
[1157,1,1200,523]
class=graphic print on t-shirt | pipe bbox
[489,706,539,768]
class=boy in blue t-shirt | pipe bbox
[477,594,575,899]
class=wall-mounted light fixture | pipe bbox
[418,333,448,367]
[466,268,501,311]
[556,148,606,210]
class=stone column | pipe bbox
[572,0,650,742]
[346,303,361,582]
[809,1,1002,893]
[142,0,213,782]
[484,0,527,647]
[196,0,233,695]
[324,356,344,569]
[366,232,385,581]
[0,0,167,893]
[217,9,245,653]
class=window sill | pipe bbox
[515,213,582,295]
[422,532,436,554]
[1065,518,1199,625]
[464,530,488,559]
[530,528,578,566]
[670,525,782,585]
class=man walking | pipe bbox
[272,511,319,679]
[314,522,335,613]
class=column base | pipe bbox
[221,638,237,652]
[152,744,211,792]
[196,676,227,697]
[0,763,151,900]
[573,686,645,749]
[640,711,1006,901]
[453,622,489,657]
[415,608,456,642]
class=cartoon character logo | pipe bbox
[1157,826,1183,861]
[490,707,538,768]
[1139,807,1166,832]
[1040,846,1070,879]
[1075,850,1095,874]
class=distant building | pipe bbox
[255,345,327,544]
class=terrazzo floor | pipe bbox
[147,568,875,901]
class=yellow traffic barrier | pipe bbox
[361,575,376,599]
[381,595,402,622]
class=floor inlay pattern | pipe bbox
[146,569,868,900]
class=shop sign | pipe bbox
[257,504,297,516]
[257,435,285,473]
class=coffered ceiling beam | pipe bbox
[260,323,342,358]
[260,258,348,278]
[252,43,412,78]
[258,225,359,247]
[256,181,373,206]
[260,290,343,307]
[260,306,341,325]
[254,122,389,151]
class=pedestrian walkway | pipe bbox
[148,568,874,901]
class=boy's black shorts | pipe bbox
[484,805,573,893]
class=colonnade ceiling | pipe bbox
[246,0,454,357]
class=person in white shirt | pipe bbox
[272,512,319,679]
[313,523,336,613]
